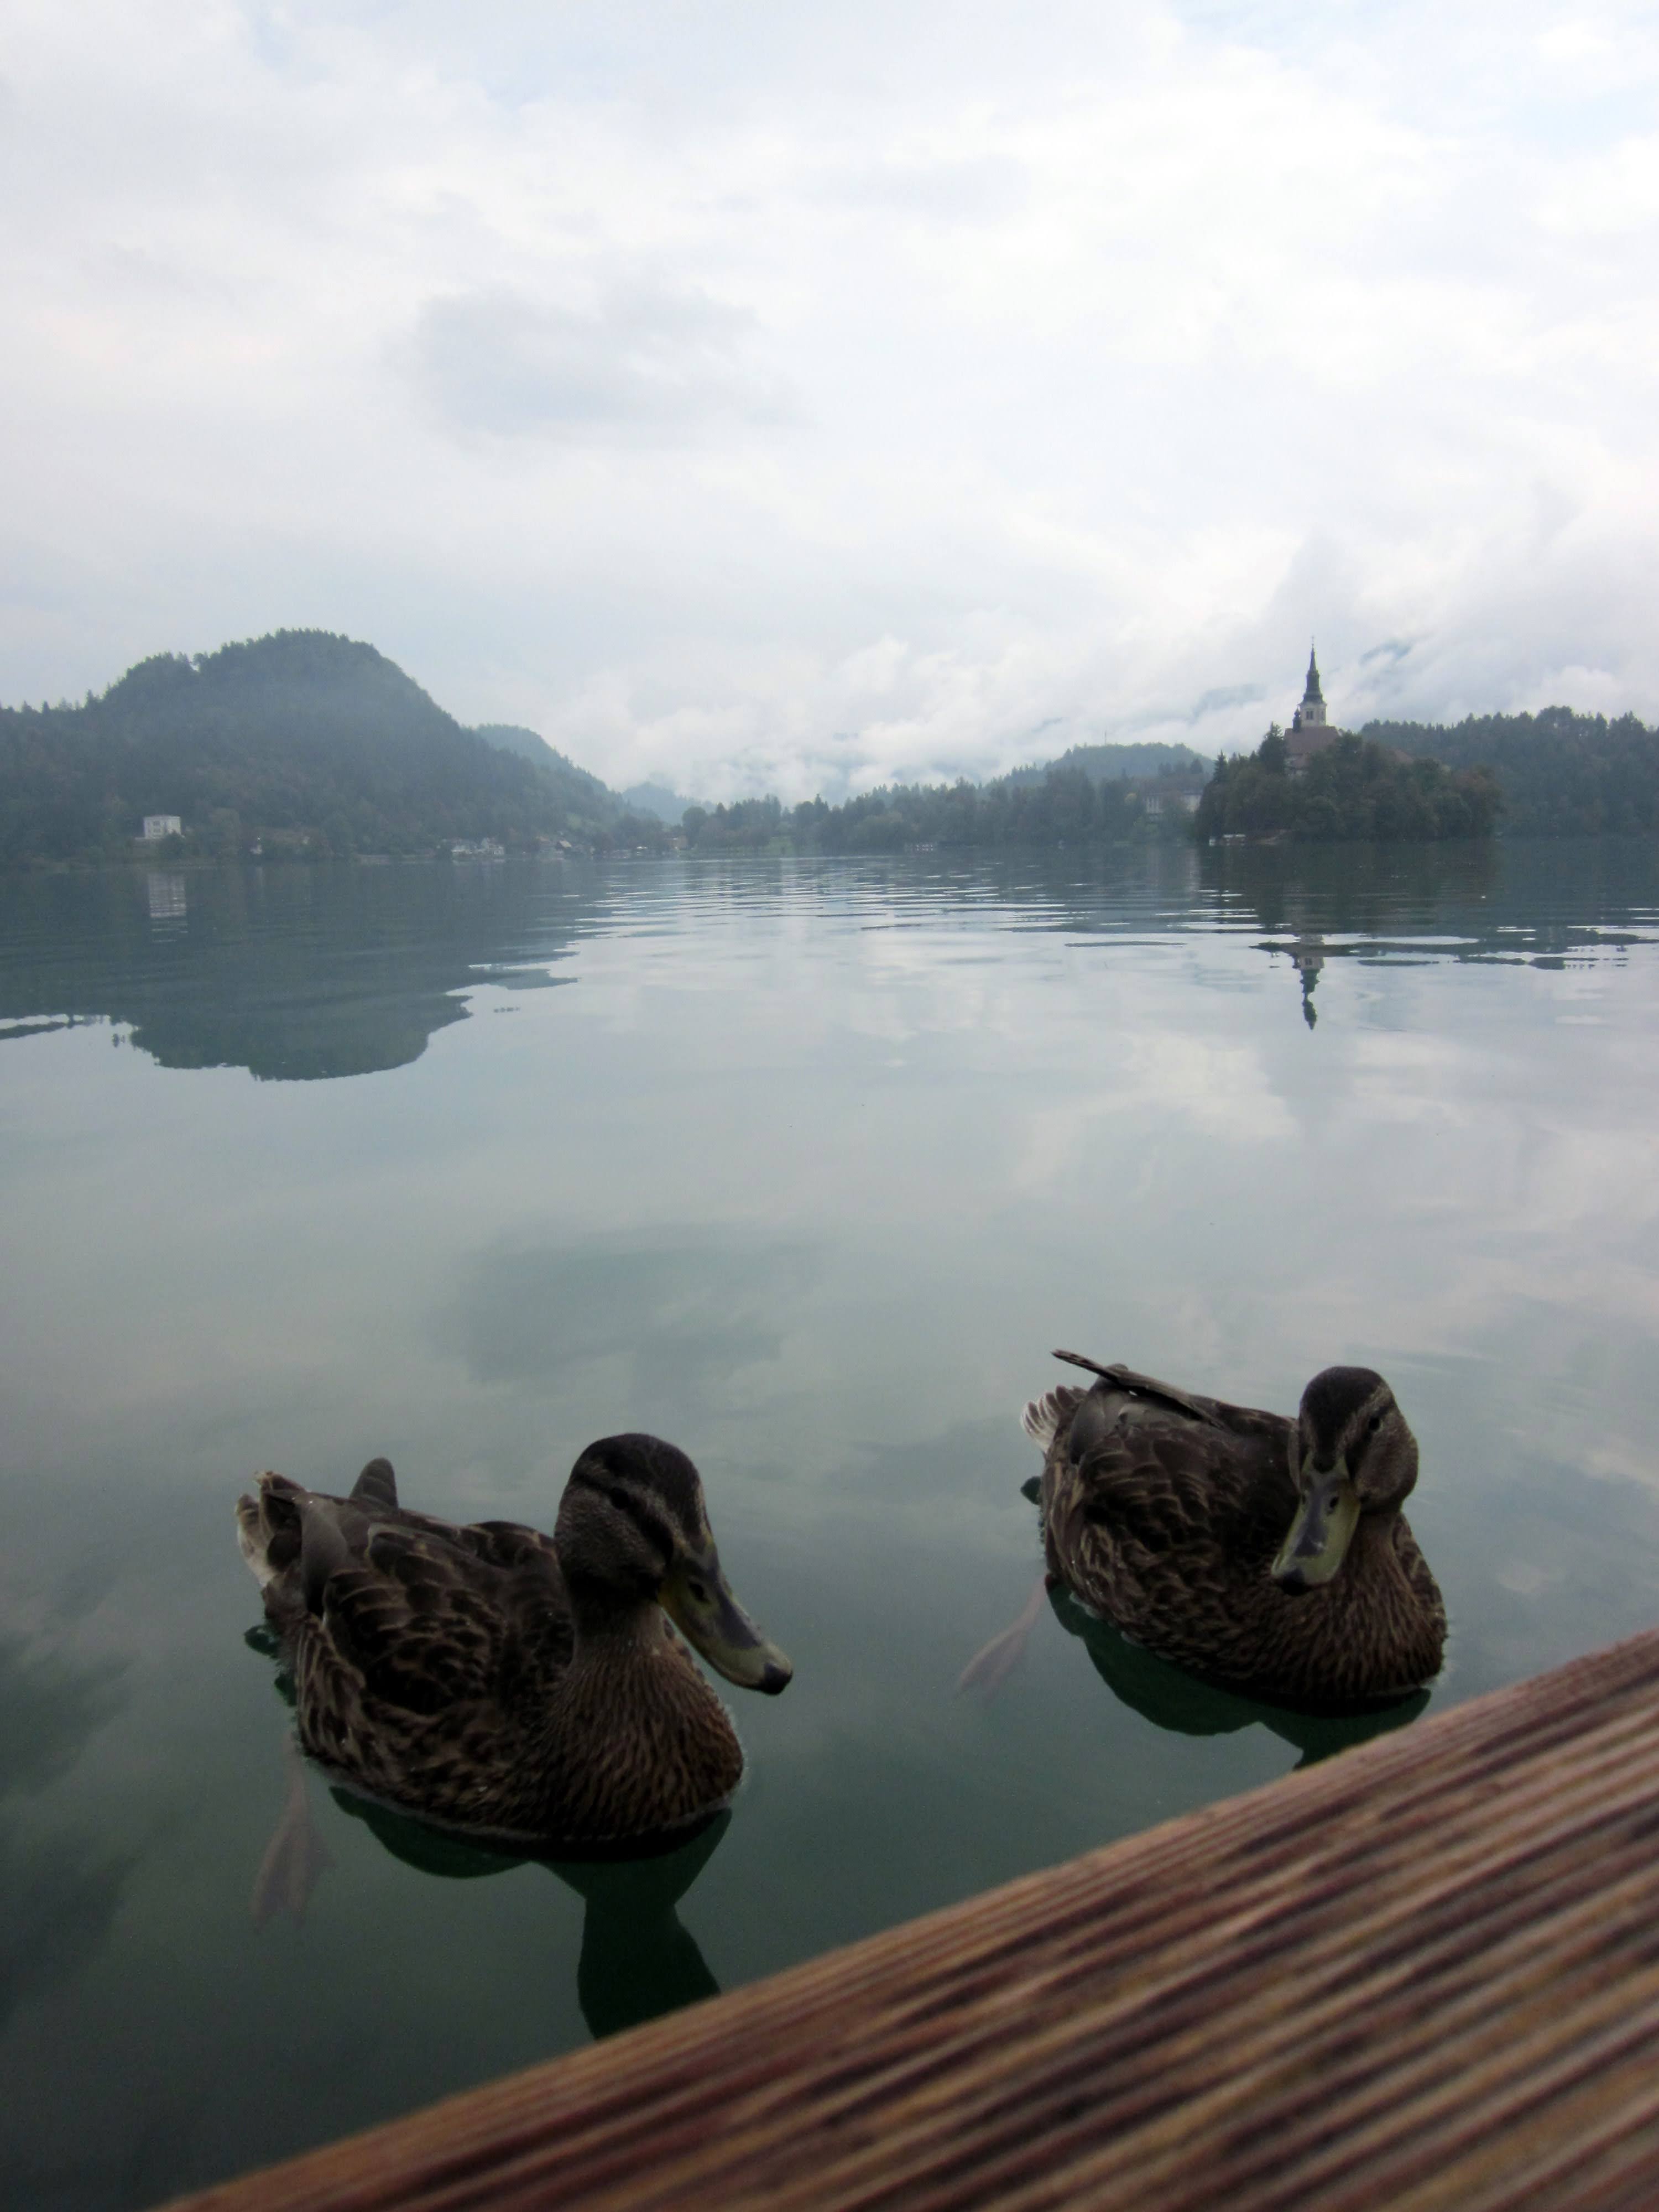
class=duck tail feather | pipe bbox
[1022,1390,1068,1447]
[237,1472,305,1588]
[349,1457,398,1512]
[1053,1349,1120,1379]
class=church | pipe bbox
[1286,646,1342,774]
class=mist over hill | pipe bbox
[1002,740,1208,788]
[7,628,1655,867]
[619,781,697,825]
[0,628,1220,867]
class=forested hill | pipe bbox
[1361,708,1659,837]
[1002,739,1207,787]
[0,631,632,864]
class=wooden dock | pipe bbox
[163,1626,1659,2212]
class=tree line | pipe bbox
[6,627,1657,867]
[682,766,1201,855]
[1363,708,1659,837]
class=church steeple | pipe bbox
[1292,641,1327,731]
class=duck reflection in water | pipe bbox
[335,1789,732,2041]
[244,1624,734,2040]
[1047,1587,1429,1769]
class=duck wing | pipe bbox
[1056,1385,1293,1562]
[310,1515,571,1718]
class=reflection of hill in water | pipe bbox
[0,863,599,1081]
[1199,837,1659,968]
[780,835,1659,974]
[1197,842,1659,1031]
[4,842,1654,1077]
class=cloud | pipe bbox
[409,280,791,440]
[2,0,1658,797]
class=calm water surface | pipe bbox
[3,842,1658,2208]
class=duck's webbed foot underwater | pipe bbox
[956,1573,1053,1698]
[251,1732,335,1927]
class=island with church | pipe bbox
[1192,646,1504,844]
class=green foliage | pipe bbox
[679,765,1202,855]
[1363,708,1659,836]
[0,630,624,866]
[1193,730,1502,844]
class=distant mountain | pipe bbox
[619,781,696,826]
[1003,740,1209,788]
[0,631,638,865]
[473,722,621,818]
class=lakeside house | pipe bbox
[142,813,183,841]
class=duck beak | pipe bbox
[1272,1466,1360,1592]
[660,1549,793,1695]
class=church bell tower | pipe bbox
[1291,644,1327,732]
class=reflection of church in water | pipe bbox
[1286,645,1342,1022]
[1287,935,1326,1029]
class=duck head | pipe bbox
[1271,1369,1419,1595]
[556,1434,792,1694]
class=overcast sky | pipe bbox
[4,1,1657,799]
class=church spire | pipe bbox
[1290,640,1328,734]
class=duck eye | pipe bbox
[607,1485,629,1511]
[686,1578,708,1603]
[1368,1413,1384,1434]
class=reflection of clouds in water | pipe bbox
[442,1235,821,1417]
[0,1631,123,1798]
[0,1832,135,2035]
[1015,1031,1295,1189]
[0,1631,134,2033]
[1503,1129,1659,1238]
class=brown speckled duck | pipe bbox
[1025,1352,1445,1707]
[236,1434,791,1850]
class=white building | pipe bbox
[142,815,182,841]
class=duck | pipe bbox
[236,1433,791,1850]
[1023,1352,1445,1708]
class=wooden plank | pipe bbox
[160,1627,1659,2212]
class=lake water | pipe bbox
[3,840,1658,2209]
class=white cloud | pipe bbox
[408,279,789,439]
[2,0,1657,793]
